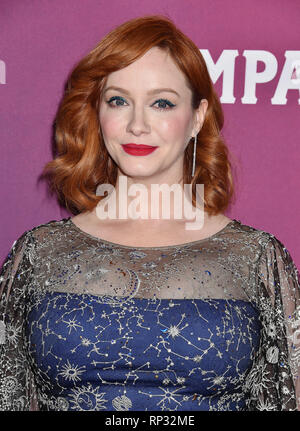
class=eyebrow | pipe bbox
[103,86,180,97]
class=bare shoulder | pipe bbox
[71,211,90,226]
[70,208,118,238]
[71,210,98,231]
[203,214,233,234]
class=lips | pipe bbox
[123,144,156,149]
[122,143,158,156]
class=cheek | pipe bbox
[99,109,123,139]
[159,113,192,143]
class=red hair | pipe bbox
[42,15,235,215]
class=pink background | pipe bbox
[0,0,299,268]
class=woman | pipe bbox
[0,15,299,411]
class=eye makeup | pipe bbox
[106,96,176,111]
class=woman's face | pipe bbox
[99,46,208,184]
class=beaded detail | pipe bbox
[0,217,299,411]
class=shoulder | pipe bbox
[229,221,299,304]
[11,218,71,251]
[220,218,275,253]
[25,217,70,238]
[233,219,297,267]
[1,218,70,272]
[4,218,72,267]
[232,218,284,244]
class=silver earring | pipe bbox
[191,133,198,177]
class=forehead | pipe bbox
[103,47,191,94]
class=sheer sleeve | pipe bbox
[0,231,38,411]
[246,235,300,410]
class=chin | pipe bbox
[121,169,156,180]
[118,162,157,179]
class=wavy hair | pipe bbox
[42,15,235,215]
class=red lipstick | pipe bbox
[122,144,158,156]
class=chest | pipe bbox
[73,218,225,247]
[26,293,261,410]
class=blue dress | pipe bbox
[0,218,299,410]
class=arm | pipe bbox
[0,231,39,411]
[247,235,300,410]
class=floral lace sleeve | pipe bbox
[0,231,38,411]
[246,236,300,411]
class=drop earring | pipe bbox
[191,133,198,178]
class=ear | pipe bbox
[192,99,208,136]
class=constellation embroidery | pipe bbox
[0,217,299,411]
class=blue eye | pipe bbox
[153,99,175,110]
[105,96,176,110]
[106,96,127,107]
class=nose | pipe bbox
[126,104,151,136]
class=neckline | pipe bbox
[66,217,239,250]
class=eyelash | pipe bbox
[105,96,176,111]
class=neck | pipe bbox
[96,173,203,224]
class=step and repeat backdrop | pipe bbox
[0,0,299,267]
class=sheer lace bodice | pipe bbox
[0,217,299,410]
